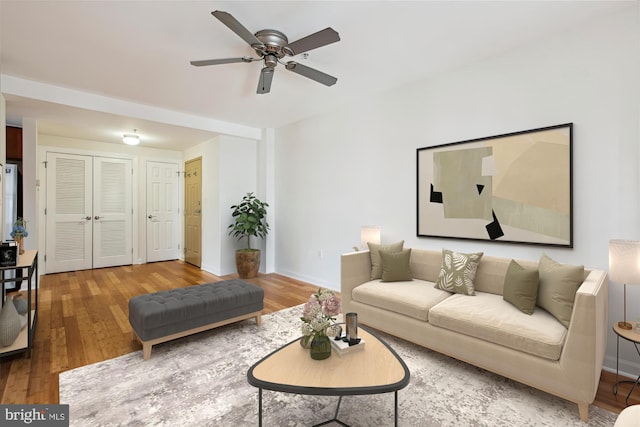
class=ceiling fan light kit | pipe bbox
[191,10,340,94]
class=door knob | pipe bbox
[84,216,91,220]
[94,216,103,220]
[148,215,156,219]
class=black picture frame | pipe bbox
[0,244,18,267]
[417,123,573,247]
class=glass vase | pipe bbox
[310,333,331,360]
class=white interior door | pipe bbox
[93,157,133,269]
[146,161,179,262]
[45,152,93,274]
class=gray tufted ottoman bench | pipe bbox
[129,279,264,360]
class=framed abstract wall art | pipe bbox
[417,123,573,247]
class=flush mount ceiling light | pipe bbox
[123,130,140,146]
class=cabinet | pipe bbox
[0,250,38,358]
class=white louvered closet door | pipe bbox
[46,152,93,273]
[46,153,133,274]
[92,157,133,269]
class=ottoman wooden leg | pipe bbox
[143,343,152,361]
[255,314,262,326]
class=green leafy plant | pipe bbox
[228,192,269,251]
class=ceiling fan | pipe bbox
[191,11,340,94]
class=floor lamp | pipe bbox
[609,240,640,330]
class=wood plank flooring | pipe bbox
[0,261,319,404]
[0,260,635,418]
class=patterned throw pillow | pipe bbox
[434,249,483,295]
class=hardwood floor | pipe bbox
[0,260,635,418]
[0,261,319,404]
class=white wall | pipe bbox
[183,134,263,277]
[275,8,640,373]
[22,119,38,255]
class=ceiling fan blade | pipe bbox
[285,28,340,56]
[212,10,264,48]
[285,62,337,87]
[190,57,253,67]
[257,67,274,94]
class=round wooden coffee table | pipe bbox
[247,327,410,426]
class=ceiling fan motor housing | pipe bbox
[254,29,290,58]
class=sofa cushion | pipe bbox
[380,248,412,282]
[368,241,404,280]
[352,279,450,321]
[537,254,584,327]
[434,249,483,295]
[503,260,540,315]
[429,292,567,360]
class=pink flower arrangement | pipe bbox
[300,288,341,343]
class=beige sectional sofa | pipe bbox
[340,247,608,421]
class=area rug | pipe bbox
[59,305,617,426]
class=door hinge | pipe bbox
[44,208,47,215]
[44,254,46,262]
[131,248,133,255]
[43,161,48,168]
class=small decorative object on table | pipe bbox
[0,242,18,267]
[300,288,341,360]
[331,336,365,356]
[10,217,28,255]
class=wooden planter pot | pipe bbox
[236,249,261,279]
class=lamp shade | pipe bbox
[361,226,381,248]
[609,239,640,284]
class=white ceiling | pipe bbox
[0,1,634,150]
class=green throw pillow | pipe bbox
[434,249,483,295]
[380,248,413,282]
[503,260,540,315]
[537,254,584,327]
[368,241,404,280]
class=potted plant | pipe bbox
[10,217,28,255]
[228,192,269,278]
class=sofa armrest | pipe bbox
[340,251,372,310]
[560,269,608,402]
